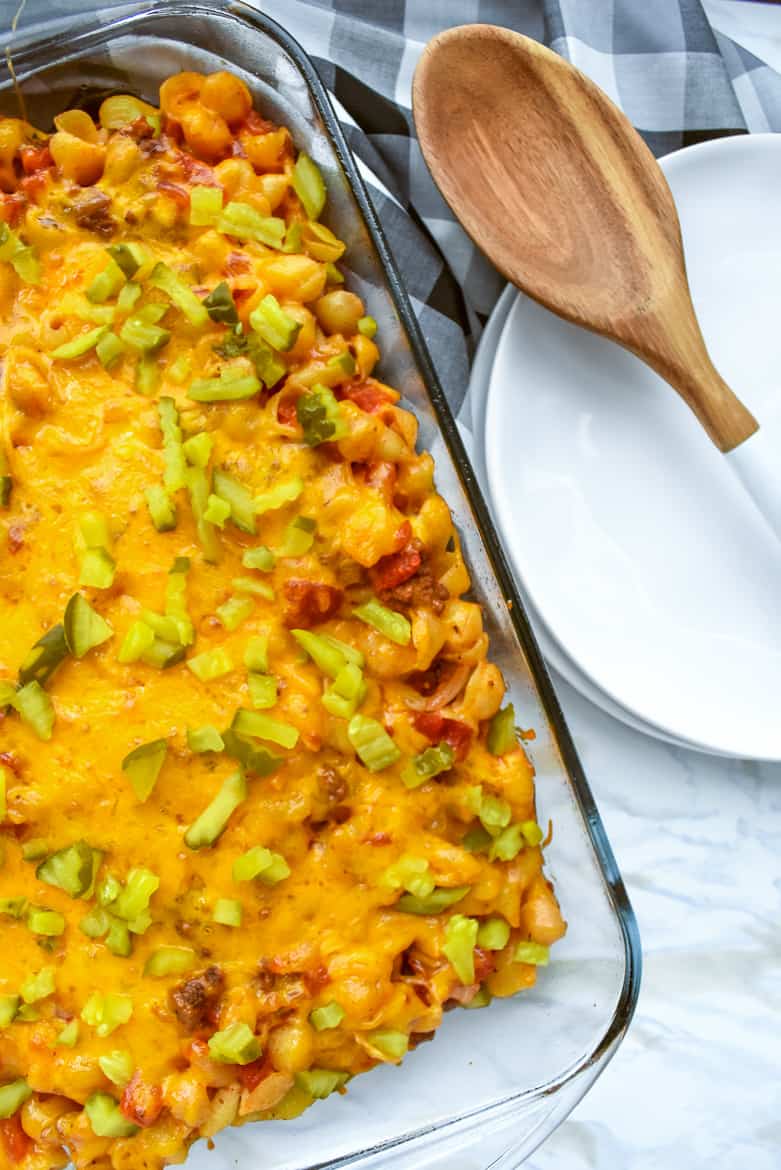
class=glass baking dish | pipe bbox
[0,4,642,1166]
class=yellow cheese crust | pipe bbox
[0,72,565,1170]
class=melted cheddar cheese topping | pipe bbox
[0,71,565,1170]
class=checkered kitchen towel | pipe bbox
[9,0,781,420]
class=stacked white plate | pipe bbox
[466,134,781,760]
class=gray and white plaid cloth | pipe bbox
[10,0,781,422]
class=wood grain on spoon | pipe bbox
[412,24,757,452]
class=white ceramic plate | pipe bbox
[483,134,781,761]
[468,286,704,753]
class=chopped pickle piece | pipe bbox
[96,330,125,369]
[243,636,268,673]
[366,1029,408,1062]
[52,324,107,360]
[204,281,238,325]
[442,915,478,985]
[221,730,280,778]
[276,516,316,558]
[78,546,115,590]
[81,992,133,1037]
[187,725,224,753]
[20,966,55,1004]
[107,242,146,279]
[56,1019,79,1046]
[21,840,48,862]
[347,714,400,772]
[87,257,126,303]
[294,1069,348,1099]
[184,769,247,849]
[185,465,221,563]
[190,185,223,226]
[85,1092,138,1138]
[487,824,524,862]
[158,397,187,494]
[296,384,346,446]
[242,545,276,571]
[357,315,377,338]
[187,647,233,681]
[117,621,156,664]
[249,294,301,352]
[14,681,55,741]
[36,840,95,898]
[63,593,113,658]
[182,432,213,468]
[204,493,231,527]
[216,596,254,631]
[395,886,470,916]
[26,906,66,936]
[213,898,242,927]
[98,1050,133,1086]
[0,996,19,1026]
[252,477,304,515]
[149,261,209,327]
[212,469,256,534]
[0,1079,32,1120]
[248,673,277,709]
[232,709,298,750]
[218,202,285,248]
[487,704,518,755]
[479,794,512,834]
[353,598,411,646]
[188,369,260,402]
[477,917,511,951]
[146,484,177,531]
[309,1002,345,1031]
[232,577,275,600]
[113,868,160,921]
[514,941,550,967]
[18,623,69,688]
[144,946,197,977]
[292,153,326,220]
[119,316,170,353]
[208,1022,262,1065]
[121,739,168,802]
[232,845,289,884]
[402,743,454,789]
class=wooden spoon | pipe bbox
[413,24,781,536]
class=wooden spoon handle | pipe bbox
[625,289,758,453]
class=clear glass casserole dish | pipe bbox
[0,4,642,1166]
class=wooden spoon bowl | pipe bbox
[412,24,757,453]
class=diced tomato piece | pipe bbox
[19,171,48,201]
[370,541,421,593]
[473,947,497,983]
[242,110,275,136]
[413,711,473,762]
[120,1072,164,1128]
[0,1116,31,1163]
[363,461,398,507]
[226,251,251,275]
[162,116,184,143]
[345,383,395,414]
[283,580,343,628]
[0,193,27,227]
[303,962,330,995]
[158,180,190,208]
[236,1057,270,1092]
[277,399,298,427]
[180,153,219,186]
[19,144,52,174]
